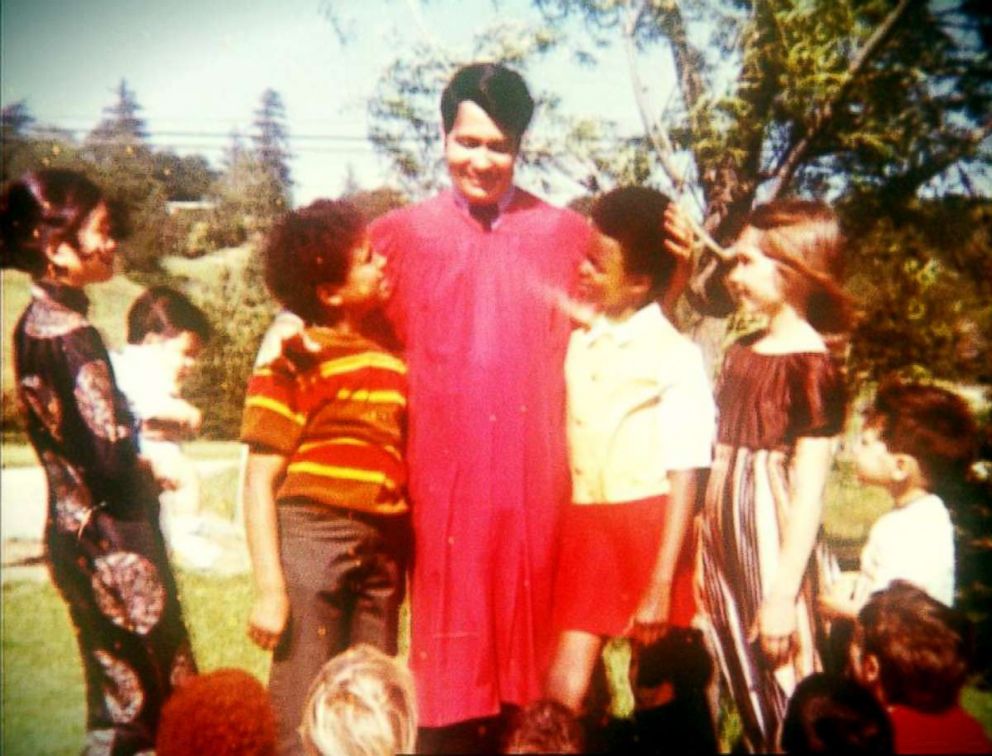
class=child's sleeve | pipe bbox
[239,356,304,456]
[792,354,846,438]
[657,340,716,472]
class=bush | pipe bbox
[179,243,274,439]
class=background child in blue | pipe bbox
[545,187,715,734]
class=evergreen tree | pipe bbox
[87,79,149,162]
[251,88,293,204]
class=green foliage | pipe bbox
[207,131,288,246]
[340,186,408,220]
[845,197,992,386]
[152,152,218,201]
[170,243,275,439]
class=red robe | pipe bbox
[371,189,590,725]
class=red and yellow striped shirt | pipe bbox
[240,327,408,516]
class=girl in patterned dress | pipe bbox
[2,170,196,754]
[696,200,851,751]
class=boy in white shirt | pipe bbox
[821,379,978,618]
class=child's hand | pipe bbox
[818,579,859,621]
[663,203,695,262]
[247,588,289,651]
[750,596,797,668]
[629,581,673,645]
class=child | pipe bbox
[849,581,992,753]
[697,199,851,751]
[780,672,893,754]
[820,379,978,619]
[299,644,417,756]
[156,668,277,756]
[545,187,716,734]
[240,199,409,755]
[3,169,196,753]
[111,286,213,565]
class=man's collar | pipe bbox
[452,186,516,229]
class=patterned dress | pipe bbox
[13,281,196,755]
[697,333,844,752]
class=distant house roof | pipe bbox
[166,200,216,215]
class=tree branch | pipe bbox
[622,0,727,257]
[766,0,914,198]
[622,0,684,188]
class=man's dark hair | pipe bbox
[440,62,534,144]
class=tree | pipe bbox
[358,1,989,240]
[251,88,293,205]
[86,78,150,164]
[1,101,36,182]
[152,151,218,202]
[82,80,170,273]
[208,130,286,245]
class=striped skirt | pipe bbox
[697,444,837,752]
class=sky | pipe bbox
[1,0,659,206]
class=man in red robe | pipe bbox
[370,62,591,751]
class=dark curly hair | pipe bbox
[263,199,366,323]
[591,186,676,303]
[1,169,106,277]
[867,378,978,500]
[156,668,276,756]
[440,62,534,146]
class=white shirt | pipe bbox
[111,343,184,423]
[566,303,715,504]
[856,493,955,605]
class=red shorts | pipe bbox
[552,495,696,636]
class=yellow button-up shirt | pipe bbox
[566,303,715,504]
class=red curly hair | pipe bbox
[156,668,276,756]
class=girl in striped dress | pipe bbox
[697,200,851,751]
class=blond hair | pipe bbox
[300,645,417,756]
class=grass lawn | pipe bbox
[2,446,989,753]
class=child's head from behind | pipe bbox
[156,667,276,756]
[580,186,675,316]
[851,581,973,713]
[264,199,384,326]
[780,672,893,754]
[729,199,850,333]
[300,644,416,756]
[504,699,584,754]
[856,378,977,500]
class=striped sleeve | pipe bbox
[240,359,304,455]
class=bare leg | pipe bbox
[545,630,606,712]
